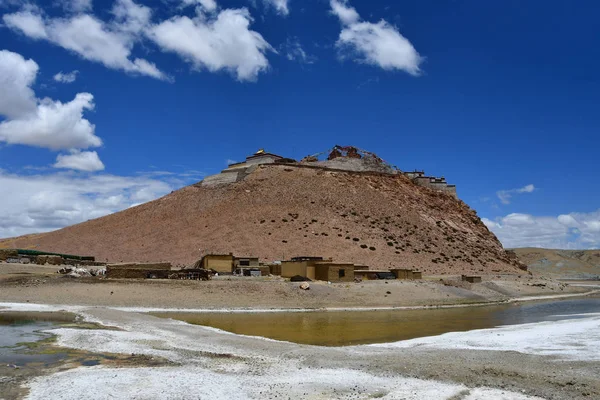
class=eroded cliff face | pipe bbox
[0,163,523,274]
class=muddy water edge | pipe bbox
[0,311,169,400]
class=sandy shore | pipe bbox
[0,263,594,310]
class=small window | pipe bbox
[240,260,250,266]
[338,269,345,278]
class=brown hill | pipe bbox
[0,163,523,274]
[512,247,600,279]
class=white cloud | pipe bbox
[1,11,48,39]
[0,92,99,150]
[263,0,289,16]
[282,37,315,64]
[496,184,536,205]
[518,184,535,193]
[330,0,422,75]
[59,0,93,13]
[181,0,218,12]
[557,214,578,227]
[483,210,600,249]
[0,170,173,238]
[0,50,101,150]
[149,8,273,81]
[111,0,151,34]
[3,7,168,80]
[54,150,105,171]
[330,0,359,25]
[0,49,38,118]
[53,70,79,83]
[4,1,276,82]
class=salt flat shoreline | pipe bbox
[2,264,600,399]
[2,301,599,400]
[2,288,599,315]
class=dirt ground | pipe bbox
[2,263,600,400]
[0,262,592,310]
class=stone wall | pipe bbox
[106,262,172,279]
[314,263,355,282]
[412,176,457,198]
[245,154,281,165]
[0,249,18,261]
[201,165,257,187]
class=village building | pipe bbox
[354,270,396,280]
[404,170,425,179]
[233,256,260,269]
[194,254,267,275]
[202,147,459,198]
[280,257,354,282]
[410,174,457,197]
[243,149,284,165]
[202,149,287,187]
[314,262,355,282]
[390,268,414,280]
[462,275,482,283]
[195,254,235,274]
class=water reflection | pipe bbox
[153,296,600,346]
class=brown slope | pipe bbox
[0,164,522,274]
[512,247,600,279]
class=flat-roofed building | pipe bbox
[233,256,260,269]
[196,254,234,274]
[280,257,354,282]
[314,262,354,282]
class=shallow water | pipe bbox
[152,296,600,346]
[0,312,74,366]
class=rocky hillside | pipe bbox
[0,163,523,274]
[513,248,600,279]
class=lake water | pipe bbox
[152,296,600,346]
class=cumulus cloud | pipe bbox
[263,0,289,16]
[0,49,38,118]
[482,210,600,249]
[0,93,99,150]
[330,0,422,75]
[496,184,535,205]
[54,150,105,171]
[0,50,101,151]
[4,1,277,82]
[3,5,168,80]
[0,170,174,238]
[149,8,273,81]
[53,70,79,83]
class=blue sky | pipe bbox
[0,0,599,249]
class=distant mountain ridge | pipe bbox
[512,248,600,279]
